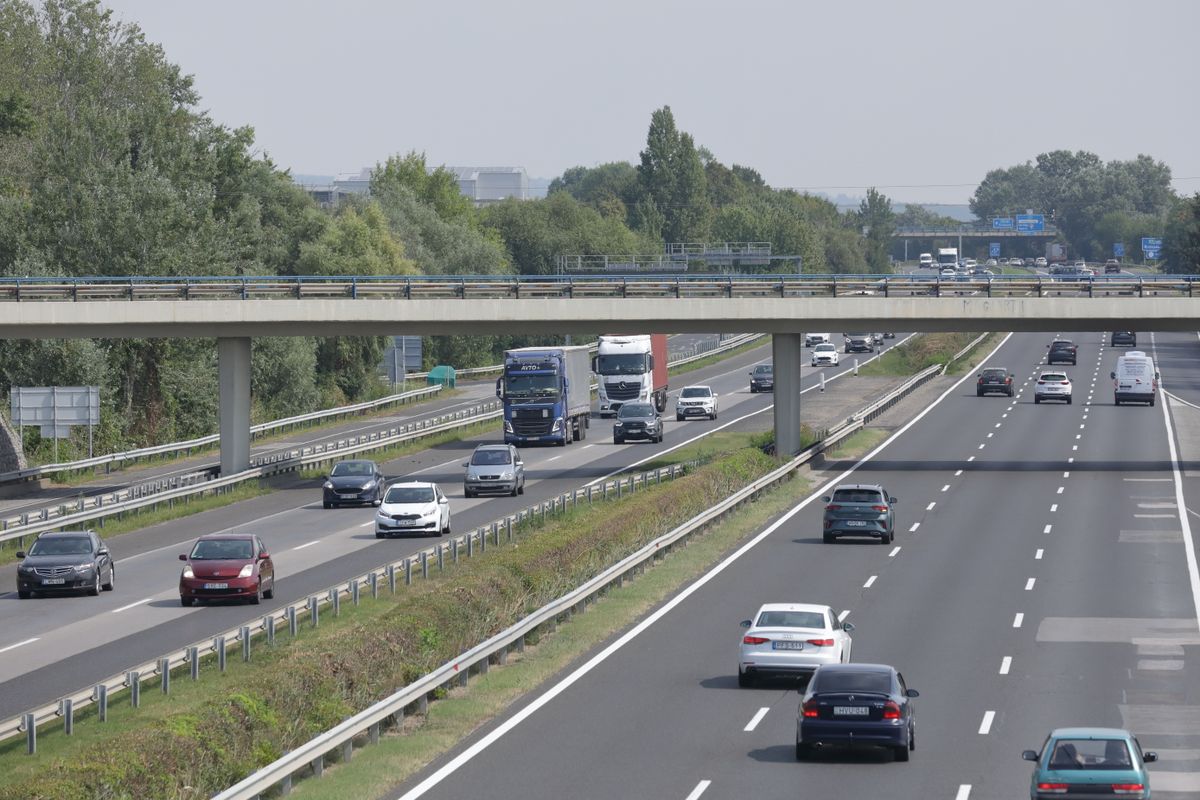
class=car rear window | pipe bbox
[1041,373,1068,382]
[812,670,892,694]
[756,610,826,629]
[832,488,884,503]
[1051,341,1074,348]
[981,369,1006,378]
[1047,739,1132,770]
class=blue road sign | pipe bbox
[1144,247,1161,260]
[989,243,1001,258]
[1141,237,1163,252]
[992,218,1014,231]
[1016,214,1045,233]
[1113,242,1125,258]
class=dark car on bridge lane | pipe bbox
[976,367,1015,397]
[16,530,115,599]
[322,459,385,508]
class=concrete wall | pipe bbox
[0,411,27,473]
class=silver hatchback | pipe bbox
[463,444,525,498]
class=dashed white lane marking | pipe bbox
[1125,477,1172,482]
[955,469,963,476]
[1057,486,1065,494]
[967,456,976,462]
[0,637,39,654]
[941,484,950,492]
[978,443,986,450]
[1050,504,1058,512]
[978,710,996,734]
[863,575,878,588]
[837,609,851,622]
[1013,613,1025,628]
[1063,471,1070,478]
[1072,445,1078,451]
[986,432,994,439]
[999,656,1012,675]
[1075,434,1082,440]
[1036,549,1044,560]
[546,455,561,462]
[994,422,1002,428]
[294,540,321,550]
[1082,414,1088,420]
[888,546,901,558]
[744,707,770,732]
[1044,524,1053,534]
[684,780,712,800]
[358,521,374,528]
[1136,513,1176,519]
[112,598,152,613]
[955,786,972,800]
[909,522,921,532]
[1025,578,1036,591]
[581,444,595,449]
[926,502,936,511]
[1068,457,1074,463]
[1079,424,1086,430]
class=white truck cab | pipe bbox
[804,332,831,347]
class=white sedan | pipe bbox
[374,481,451,538]
[738,603,854,686]
[810,343,840,367]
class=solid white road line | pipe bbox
[293,540,321,550]
[394,333,1016,800]
[955,785,972,800]
[1025,578,1036,591]
[999,656,1012,675]
[0,637,39,654]
[1013,613,1025,628]
[1036,549,1044,560]
[684,781,712,800]
[744,707,770,732]
[863,575,878,589]
[888,546,901,558]
[1155,367,1200,634]
[546,455,561,462]
[979,710,996,735]
[112,598,152,613]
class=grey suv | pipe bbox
[613,402,663,444]
[463,443,525,497]
[16,530,115,598]
[822,484,897,544]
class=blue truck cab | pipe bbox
[496,346,592,446]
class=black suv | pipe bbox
[613,402,663,444]
[1047,340,1077,365]
[16,530,115,598]
[749,364,774,393]
[1111,331,1137,347]
[844,333,874,354]
[977,367,1015,397]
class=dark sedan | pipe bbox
[322,459,385,508]
[1047,340,1077,365]
[613,402,663,444]
[749,364,774,393]
[1111,331,1137,347]
[179,534,274,606]
[976,367,1015,397]
[822,484,897,544]
[796,663,918,762]
[16,530,115,598]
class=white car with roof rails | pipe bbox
[810,343,840,367]
[738,602,854,686]
[1034,371,1073,404]
[675,384,718,420]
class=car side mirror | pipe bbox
[1143,751,1158,763]
[905,688,919,698]
[1110,371,1116,379]
[1021,749,1039,762]
[97,547,109,556]
[1155,372,1161,380]
[740,619,752,628]
[258,551,270,560]
[821,496,831,503]
[178,553,188,561]
[975,373,981,378]
[889,497,898,504]
[515,460,523,466]
[462,463,469,468]
[1010,373,1015,378]
[842,622,855,632]
[15,551,25,559]
[440,497,449,504]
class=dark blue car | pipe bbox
[796,663,918,761]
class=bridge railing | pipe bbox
[0,273,1193,302]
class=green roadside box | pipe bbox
[427,365,456,388]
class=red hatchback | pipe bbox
[179,534,274,606]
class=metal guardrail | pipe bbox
[0,402,503,546]
[0,385,444,486]
[0,273,1195,302]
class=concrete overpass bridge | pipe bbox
[2,274,1196,472]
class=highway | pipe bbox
[392,331,1200,800]
[0,333,912,720]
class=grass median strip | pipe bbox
[0,444,783,800]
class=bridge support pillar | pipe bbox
[218,337,252,476]
[772,333,803,458]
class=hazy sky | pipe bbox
[101,0,1199,206]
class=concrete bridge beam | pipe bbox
[772,333,804,458]
[217,337,251,476]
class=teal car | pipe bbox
[1022,727,1157,799]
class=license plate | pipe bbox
[399,520,418,526]
[845,520,867,527]
[41,578,65,585]
[834,706,870,716]
[203,582,229,590]
[773,641,804,651]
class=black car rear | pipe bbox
[977,367,1014,397]
[796,663,918,762]
[1111,331,1136,347]
[1047,340,1077,365]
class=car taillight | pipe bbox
[743,635,769,645]
[1111,785,1144,795]
[977,378,983,384]
[882,701,901,719]
[1037,380,1046,385]
[1036,783,1068,794]
[1062,379,1070,384]
[825,504,841,511]
[802,700,819,718]
[871,505,888,512]
[806,638,835,646]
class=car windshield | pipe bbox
[754,366,772,375]
[982,369,1007,378]
[504,372,559,398]
[28,536,93,556]
[1048,739,1133,770]
[680,387,710,398]
[595,354,648,375]
[471,448,512,466]
[832,488,884,503]
[756,610,826,629]
[619,404,654,418]
[812,670,892,694]
[384,486,435,504]
[331,461,373,477]
[815,344,835,352]
[190,539,253,560]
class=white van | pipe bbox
[1111,351,1159,406]
[918,253,933,269]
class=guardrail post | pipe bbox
[216,636,227,672]
[159,657,171,694]
[281,774,292,795]
[616,481,623,500]
[187,646,200,680]
[265,615,275,645]
[492,522,499,546]
[126,671,140,708]
[506,518,513,541]
[23,713,34,754]
[94,684,108,722]
[342,739,353,763]
[369,722,380,744]
[517,634,526,653]
[437,544,445,571]
[308,596,319,628]
[467,533,474,558]
[330,587,340,617]
[312,754,324,778]
[58,698,73,735]
[479,527,486,553]
[288,606,298,637]
[453,539,459,563]
[418,693,429,714]
[387,564,397,593]
[405,558,412,585]
[240,626,252,662]
[369,572,378,599]
[421,551,429,579]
